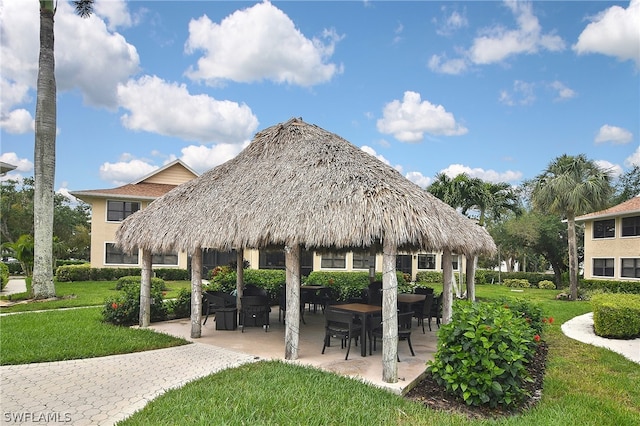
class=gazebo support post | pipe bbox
[369,245,376,284]
[442,249,454,324]
[466,255,476,302]
[284,244,301,360]
[190,247,203,338]
[382,238,398,383]
[236,250,244,309]
[139,249,152,328]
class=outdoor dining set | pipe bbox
[202,282,442,361]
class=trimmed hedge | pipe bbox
[2,262,23,275]
[503,278,530,288]
[591,294,640,339]
[581,279,640,295]
[478,271,560,286]
[538,280,556,289]
[115,275,166,291]
[154,268,189,281]
[306,271,408,302]
[0,263,9,290]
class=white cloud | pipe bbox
[377,91,467,142]
[470,1,565,64]
[625,146,640,167]
[94,0,134,31]
[184,1,343,86]
[99,158,158,186]
[573,0,640,67]
[595,160,623,178]
[179,143,249,173]
[0,109,33,134]
[430,1,564,74]
[439,164,523,183]
[594,125,633,145]
[0,0,140,110]
[549,81,577,102]
[405,171,432,188]
[499,80,536,106]
[117,75,259,144]
[0,152,33,172]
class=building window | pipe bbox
[621,216,640,237]
[621,258,640,278]
[396,255,412,274]
[152,252,178,265]
[593,219,615,239]
[105,243,138,265]
[593,258,614,277]
[417,254,436,270]
[321,252,345,269]
[259,249,285,270]
[107,200,140,222]
[352,252,370,269]
[441,255,459,271]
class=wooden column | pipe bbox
[369,245,376,284]
[442,249,454,324]
[236,250,244,309]
[139,249,152,327]
[190,247,203,338]
[284,244,301,360]
[466,255,476,302]
[382,237,398,383]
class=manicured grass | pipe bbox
[0,307,188,365]
[0,280,191,313]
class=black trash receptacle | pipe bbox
[216,308,238,331]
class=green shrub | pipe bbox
[580,279,640,294]
[166,288,192,319]
[154,268,189,281]
[499,297,547,335]
[55,264,91,282]
[591,294,640,339]
[428,300,537,408]
[0,263,9,289]
[55,260,88,267]
[538,280,556,290]
[415,271,442,283]
[481,271,559,286]
[306,271,407,302]
[115,275,166,291]
[102,281,167,326]
[503,278,530,288]
[2,261,23,275]
[209,268,286,303]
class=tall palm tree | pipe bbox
[531,154,613,300]
[32,0,94,299]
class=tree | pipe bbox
[5,235,35,277]
[612,165,640,205]
[33,0,94,299]
[531,154,613,300]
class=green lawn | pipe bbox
[2,282,638,425]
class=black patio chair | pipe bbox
[278,291,306,324]
[367,281,383,306]
[372,311,415,359]
[202,291,235,325]
[322,308,362,360]
[412,292,434,333]
[240,295,271,332]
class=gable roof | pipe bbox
[70,159,199,201]
[575,196,640,222]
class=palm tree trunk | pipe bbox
[32,3,56,299]
[567,214,579,300]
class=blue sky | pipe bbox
[1,0,638,200]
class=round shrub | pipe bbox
[0,263,9,289]
[428,300,537,408]
[503,278,530,288]
[538,280,556,290]
[115,275,166,290]
[166,288,191,319]
[102,281,167,326]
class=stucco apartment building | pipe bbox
[575,196,640,281]
[72,160,466,279]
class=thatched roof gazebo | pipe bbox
[116,117,496,383]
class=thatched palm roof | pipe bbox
[116,118,495,256]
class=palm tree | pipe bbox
[32,0,94,299]
[531,154,613,300]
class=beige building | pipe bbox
[71,160,199,269]
[575,196,640,281]
[72,159,466,279]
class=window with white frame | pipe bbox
[441,254,459,270]
[152,252,178,265]
[621,258,640,279]
[321,252,346,269]
[107,200,140,222]
[593,258,614,277]
[417,254,436,270]
[105,243,138,265]
[593,219,615,239]
[352,252,370,269]
[621,216,640,237]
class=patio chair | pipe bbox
[202,291,235,325]
[322,308,362,360]
[412,292,434,333]
[372,311,415,359]
[367,281,383,306]
[240,295,271,332]
[278,291,306,324]
[429,293,442,330]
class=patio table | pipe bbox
[397,294,426,312]
[330,303,382,357]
